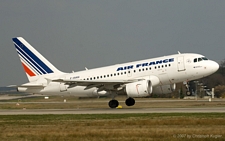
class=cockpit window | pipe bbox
[194,58,197,63]
[194,57,208,63]
[198,58,202,62]
[202,57,208,60]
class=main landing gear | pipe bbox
[125,97,135,106]
[108,97,135,108]
[108,99,119,108]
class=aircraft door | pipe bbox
[177,56,185,71]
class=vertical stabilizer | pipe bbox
[12,37,63,82]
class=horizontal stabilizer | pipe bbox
[8,83,45,88]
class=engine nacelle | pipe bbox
[125,80,152,97]
[153,84,176,94]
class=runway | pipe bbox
[0,95,224,115]
[0,107,224,115]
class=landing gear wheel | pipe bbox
[108,99,119,108]
[186,91,191,96]
[125,97,135,106]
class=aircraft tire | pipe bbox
[125,97,135,106]
[108,99,119,108]
[186,91,191,96]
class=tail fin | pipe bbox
[12,37,63,82]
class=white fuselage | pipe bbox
[19,53,219,97]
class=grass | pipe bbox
[0,113,224,141]
[0,96,225,140]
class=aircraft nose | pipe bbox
[211,61,219,72]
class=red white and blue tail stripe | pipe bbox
[12,37,62,82]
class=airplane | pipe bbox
[11,37,219,108]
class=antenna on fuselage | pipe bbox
[178,51,181,54]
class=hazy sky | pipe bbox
[1,1,225,86]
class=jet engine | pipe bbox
[125,80,152,97]
[152,84,176,94]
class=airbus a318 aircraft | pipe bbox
[11,37,219,108]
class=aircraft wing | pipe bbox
[52,78,145,91]
[52,79,138,86]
